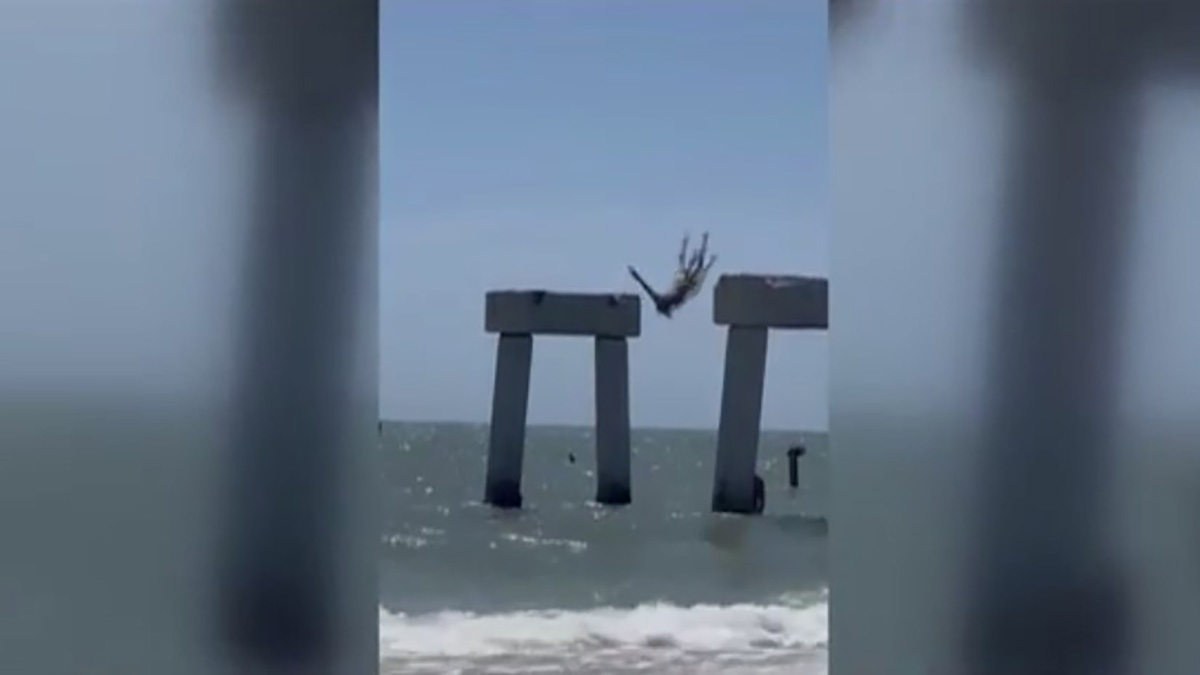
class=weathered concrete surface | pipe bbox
[710,274,828,514]
[484,333,533,508]
[486,290,641,337]
[593,336,632,505]
[713,274,828,329]
[711,325,770,514]
[483,289,640,509]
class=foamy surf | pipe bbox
[379,592,828,675]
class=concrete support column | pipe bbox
[483,290,640,509]
[711,325,770,513]
[484,333,533,508]
[594,336,632,505]
[704,274,825,514]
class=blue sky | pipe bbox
[2,2,1196,430]
[380,0,828,429]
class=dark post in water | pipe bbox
[786,444,807,489]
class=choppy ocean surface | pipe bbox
[379,421,829,674]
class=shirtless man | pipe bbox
[627,232,718,318]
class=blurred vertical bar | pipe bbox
[0,2,377,674]
[962,4,1139,673]
[830,2,993,670]
[214,1,377,673]
[832,1,1200,674]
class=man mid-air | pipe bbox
[627,232,718,318]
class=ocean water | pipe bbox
[379,421,829,674]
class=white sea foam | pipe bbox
[378,591,827,674]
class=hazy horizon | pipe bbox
[379,415,828,435]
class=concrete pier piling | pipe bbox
[593,336,632,504]
[483,289,640,508]
[712,325,769,513]
[710,274,828,514]
[483,333,534,508]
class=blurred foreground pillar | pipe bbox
[830,1,1200,674]
[965,6,1137,672]
[213,2,378,673]
[964,3,1200,674]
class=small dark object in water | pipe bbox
[486,479,523,509]
[752,474,766,514]
[786,444,806,488]
[567,452,576,464]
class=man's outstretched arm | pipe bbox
[629,232,717,317]
[627,266,662,304]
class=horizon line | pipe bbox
[379,416,827,436]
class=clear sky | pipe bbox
[380,0,828,430]
[4,2,1198,431]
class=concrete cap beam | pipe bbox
[486,290,641,337]
[712,274,828,329]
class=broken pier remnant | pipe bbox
[711,274,828,514]
[483,289,640,508]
